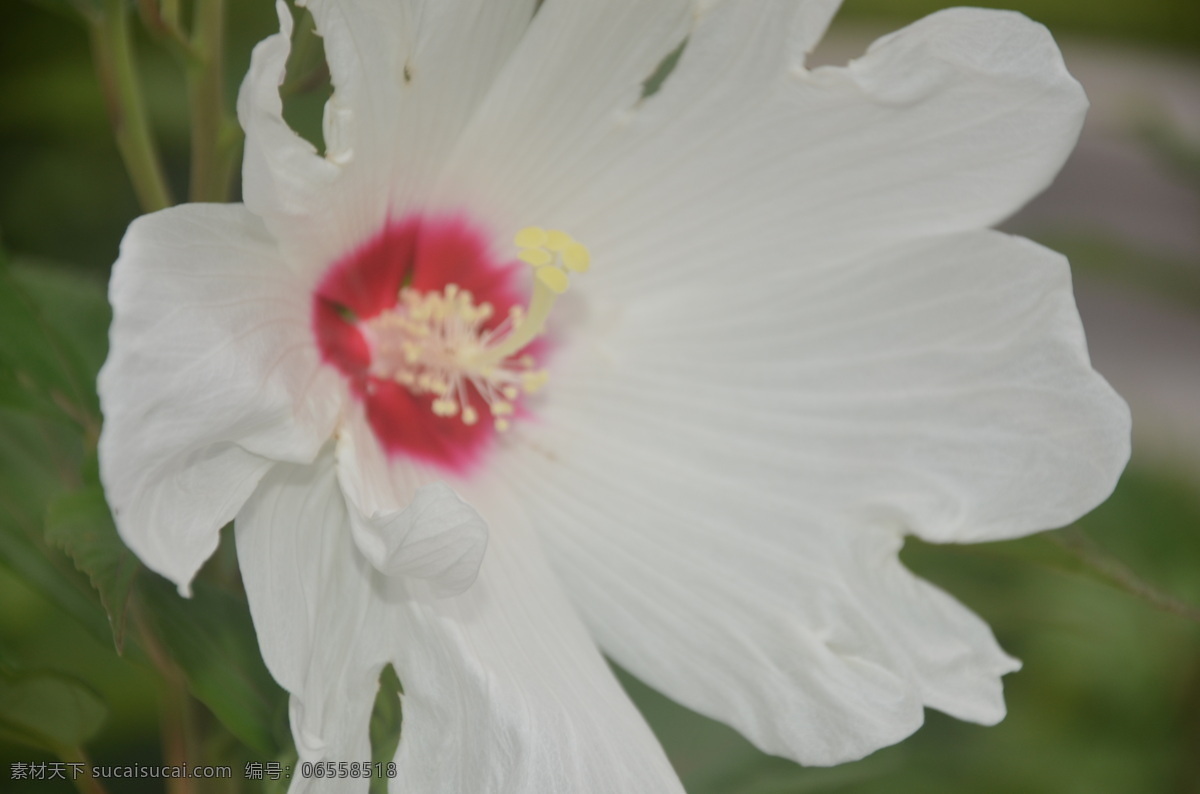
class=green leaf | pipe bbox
[11,260,112,386]
[0,521,110,645]
[0,255,105,433]
[368,664,403,794]
[0,368,54,417]
[45,486,140,651]
[0,259,121,685]
[138,574,287,756]
[0,411,110,645]
[0,666,107,755]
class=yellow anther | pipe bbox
[545,229,573,252]
[562,242,591,273]
[495,418,511,432]
[522,370,549,393]
[515,227,548,249]
[501,386,519,401]
[432,398,458,417]
[536,266,569,294]
[491,401,514,417]
[462,406,479,426]
[518,248,553,267]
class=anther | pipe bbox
[519,248,553,267]
[535,266,569,294]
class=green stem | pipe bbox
[187,0,240,203]
[59,746,109,794]
[159,666,199,794]
[137,0,200,62]
[1052,527,1200,624]
[89,0,173,213]
[133,605,199,794]
[160,0,181,30]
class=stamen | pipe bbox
[362,227,588,431]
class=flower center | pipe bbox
[312,217,587,472]
[362,226,588,431]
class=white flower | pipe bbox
[98,0,1131,791]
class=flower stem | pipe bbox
[1052,527,1200,624]
[89,0,173,213]
[133,605,199,794]
[187,0,240,203]
[59,746,109,794]
[137,0,200,62]
[158,667,199,794]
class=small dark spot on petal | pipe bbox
[641,38,687,99]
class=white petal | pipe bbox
[302,0,536,204]
[98,203,340,593]
[235,450,384,794]
[237,451,683,793]
[386,482,685,794]
[438,5,1086,283]
[237,1,344,274]
[348,481,487,597]
[790,0,842,58]
[502,230,1128,764]
[855,531,1020,725]
[500,449,931,765]
[240,0,536,272]
[335,410,487,596]
[431,0,693,212]
[576,230,1130,542]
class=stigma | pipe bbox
[362,227,588,431]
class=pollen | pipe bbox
[361,227,588,431]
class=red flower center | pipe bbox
[312,214,533,475]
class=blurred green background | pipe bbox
[2,0,1199,792]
